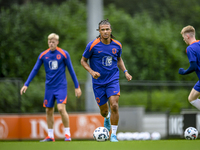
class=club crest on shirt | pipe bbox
[56,54,61,60]
[112,48,117,54]
[49,60,58,70]
[102,56,112,66]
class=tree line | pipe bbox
[1,0,200,113]
[1,0,200,82]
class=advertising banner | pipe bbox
[0,113,103,140]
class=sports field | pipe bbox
[1,140,200,150]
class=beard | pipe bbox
[101,35,110,40]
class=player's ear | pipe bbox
[186,34,190,39]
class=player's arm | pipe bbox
[117,57,132,81]
[64,53,82,98]
[179,61,197,75]
[20,58,43,95]
[24,58,42,86]
[80,56,100,79]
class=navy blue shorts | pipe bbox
[43,87,67,108]
[93,80,120,106]
[194,81,200,92]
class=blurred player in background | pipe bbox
[81,19,132,142]
[179,25,200,110]
[20,33,82,142]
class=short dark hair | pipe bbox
[96,19,115,38]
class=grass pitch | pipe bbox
[1,140,200,150]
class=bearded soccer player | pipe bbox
[81,19,132,142]
[20,33,82,142]
[179,25,200,110]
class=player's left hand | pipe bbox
[125,72,132,81]
[179,68,185,75]
[75,87,82,98]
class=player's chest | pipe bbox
[92,46,119,57]
[43,53,64,69]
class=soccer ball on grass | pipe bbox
[184,127,198,140]
[93,127,109,142]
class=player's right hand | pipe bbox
[20,85,28,95]
[91,71,101,79]
[179,68,185,75]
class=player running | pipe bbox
[81,19,132,142]
[20,33,82,142]
[179,25,200,110]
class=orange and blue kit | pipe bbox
[82,38,121,106]
[186,40,200,92]
[24,47,79,107]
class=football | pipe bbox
[93,127,109,142]
[151,132,161,140]
[184,127,198,140]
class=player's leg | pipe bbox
[188,87,200,110]
[99,102,111,131]
[57,103,69,127]
[109,95,119,142]
[99,102,109,117]
[57,103,71,141]
[46,107,55,139]
[93,84,111,131]
[46,107,54,128]
[109,95,119,125]
[40,88,55,142]
[56,87,71,141]
[106,80,120,142]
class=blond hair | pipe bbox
[181,25,195,37]
[48,33,59,40]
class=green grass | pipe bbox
[1,140,200,150]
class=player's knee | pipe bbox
[110,103,118,112]
[57,107,65,115]
[46,108,54,115]
[101,110,109,117]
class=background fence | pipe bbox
[0,78,196,114]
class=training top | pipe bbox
[24,47,79,88]
[186,40,200,79]
[83,37,122,85]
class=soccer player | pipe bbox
[20,33,82,142]
[80,19,132,142]
[179,25,200,110]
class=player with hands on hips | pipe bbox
[179,25,200,110]
[20,33,82,142]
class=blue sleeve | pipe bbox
[82,42,93,58]
[64,52,79,88]
[179,61,197,75]
[118,46,122,57]
[186,47,196,62]
[24,56,43,86]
